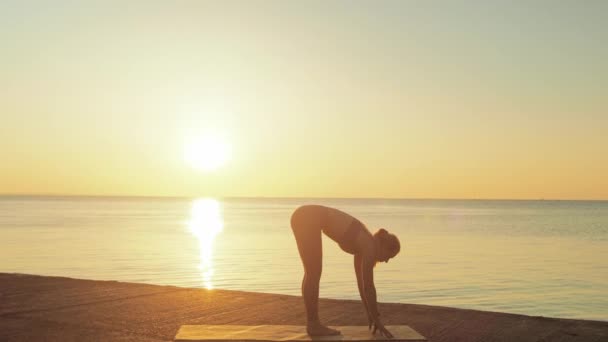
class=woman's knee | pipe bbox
[305,267,322,282]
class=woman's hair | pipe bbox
[374,228,401,257]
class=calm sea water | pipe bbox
[1,196,607,321]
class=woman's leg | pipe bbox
[291,206,340,336]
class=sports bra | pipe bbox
[338,218,363,254]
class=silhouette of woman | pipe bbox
[290,205,401,337]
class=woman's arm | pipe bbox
[361,252,379,319]
[354,254,372,327]
[361,251,393,338]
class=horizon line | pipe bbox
[1,193,607,202]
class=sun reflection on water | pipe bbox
[187,198,223,289]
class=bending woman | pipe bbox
[290,204,401,337]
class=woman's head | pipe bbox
[373,228,400,264]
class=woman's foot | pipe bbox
[306,322,341,336]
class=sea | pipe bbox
[1,196,607,321]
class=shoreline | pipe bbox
[1,273,607,341]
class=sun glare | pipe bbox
[187,198,223,289]
[184,135,231,171]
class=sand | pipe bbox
[0,273,606,342]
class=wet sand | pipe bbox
[0,273,606,342]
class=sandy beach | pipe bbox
[1,273,606,342]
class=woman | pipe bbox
[290,204,401,337]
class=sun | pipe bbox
[184,135,231,171]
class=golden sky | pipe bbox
[1,1,607,199]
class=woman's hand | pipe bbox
[366,309,374,330]
[371,316,393,339]
[366,309,375,331]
